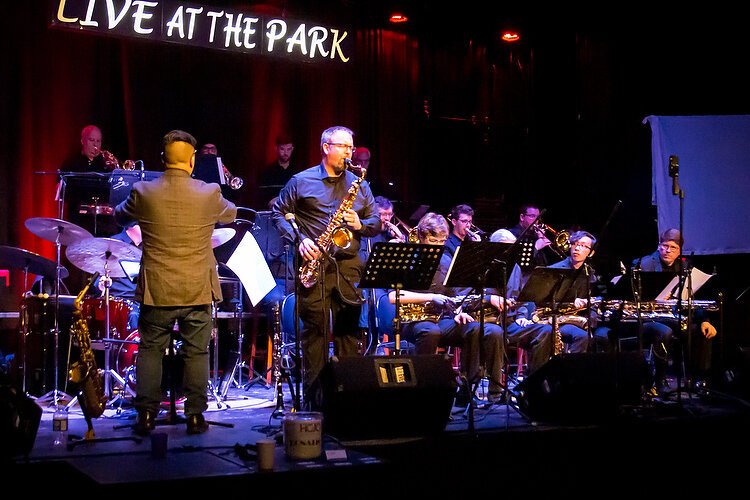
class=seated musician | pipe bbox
[388,212,507,405]
[503,230,593,374]
[595,229,717,395]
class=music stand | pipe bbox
[359,242,443,355]
[443,241,513,427]
[518,267,586,356]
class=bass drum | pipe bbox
[116,330,184,397]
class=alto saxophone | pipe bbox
[68,274,107,435]
[298,161,367,288]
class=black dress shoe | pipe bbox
[134,410,156,436]
[186,414,209,435]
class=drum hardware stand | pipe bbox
[100,262,135,408]
[36,224,75,408]
[208,303,229,409]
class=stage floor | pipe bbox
[8,372,750,496]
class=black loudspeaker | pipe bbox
[514,352,648,423]
[321,355,458,441]
[1,383,42,458]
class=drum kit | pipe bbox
[5,217,140,407]
[7,216,242,409]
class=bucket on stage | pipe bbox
[283,412,323,460]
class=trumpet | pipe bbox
[100,149,137,171]
[222,164,244,190]
[533,222,571,255]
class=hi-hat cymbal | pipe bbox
[65,237,142,278]
[0,245,69,280]
[25,217,94,246]
[212,228,236,248]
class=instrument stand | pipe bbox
[271,302,297,418]
[360,242,443,355]
[36,226,75,408]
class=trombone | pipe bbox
[533,222,571,256]
[386,215,418,243]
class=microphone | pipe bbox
[284,213,303,241]
[669,155,680,196]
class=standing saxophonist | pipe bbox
[272,126,379,411]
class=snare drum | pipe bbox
[82,297,134,340]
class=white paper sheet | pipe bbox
[655,267,713,301]
[226,231,276,306]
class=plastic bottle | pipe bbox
[52,407,68,448]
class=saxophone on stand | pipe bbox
[298,160,367,288]
[68,273,107,439]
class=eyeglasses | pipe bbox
[522,213,539,219]
[660,243,680,251]
[458,219,473,225]
[425,236,447,245]
[327,143,356,153]
[572,242,592,250]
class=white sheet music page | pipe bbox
[655,267,713,301]
[226,231,276,306]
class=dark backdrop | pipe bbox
[2,3,749,368]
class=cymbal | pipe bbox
[212,228,236,248]
[65,237,142,278]
[25,217,94,246]
[0,245,69,280]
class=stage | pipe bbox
[7,372,750,497]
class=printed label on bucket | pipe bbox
[283,412,322,460]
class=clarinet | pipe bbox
[272,302,285,414]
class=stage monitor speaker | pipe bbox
[321,354,458,441]
[514,352,648,423]
[1,384,42,458]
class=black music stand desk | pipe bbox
[359,242,443,354]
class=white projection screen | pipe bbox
[644,114,750,255]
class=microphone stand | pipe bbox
[670,155,688,401]
[289,222,302,412]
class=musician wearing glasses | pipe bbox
[494,231,596,373]
[546,229,598,344]
[389,212,507,406]
[507,203,558,291]
[272,126,380,411]
[598,229,717,395]
[444,204,482,260]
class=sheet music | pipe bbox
[226,231,276,306]
[655,267,713,301]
